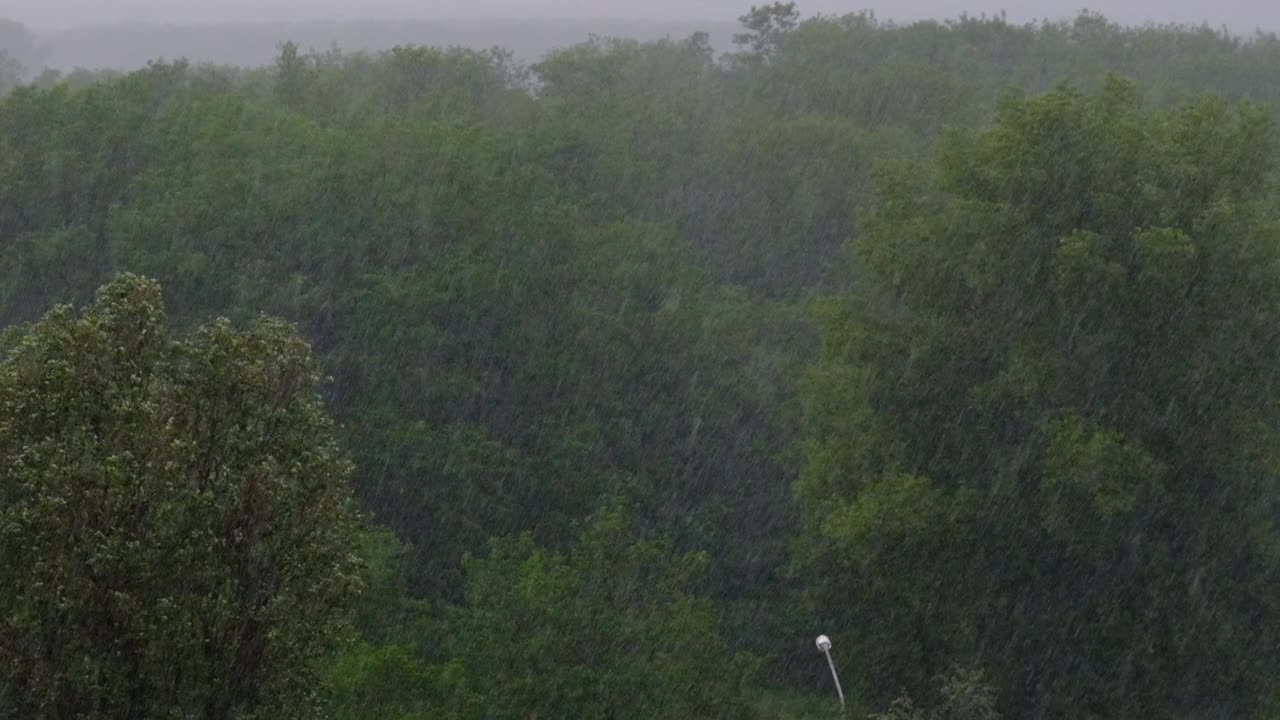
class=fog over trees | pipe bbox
[6,1,1280,73]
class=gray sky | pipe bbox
[8,0,1280,33]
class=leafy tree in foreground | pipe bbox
[0,275,362,719]
[800,78,1280,718]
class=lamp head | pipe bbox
[816,634,832,652]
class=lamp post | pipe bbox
[816,634,845,708]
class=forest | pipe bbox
[2,3,1279,718]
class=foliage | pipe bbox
[323,509,760,720]
[733,3,801,61]
[872,668,1000,720]
[801,79,1280,717]
[428,508,761,720]
[0,275,363,718]
[4,7,1280,718]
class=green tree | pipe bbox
[800,79,1280,718]
[873,668,1000,720]
[430,507,760,720]
[321,530,442,720]
[0,275,362,719]
[273,41,313,108]
[733,3,800,60]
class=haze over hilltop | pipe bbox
[34,19,738,70]
[5,1,1279,73]
[10,0,1280,30]
[10,0,1280,32]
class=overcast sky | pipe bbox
[8,0,1280,33]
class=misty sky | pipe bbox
[9,0,1280,33]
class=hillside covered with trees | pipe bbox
[2,4,1279,718]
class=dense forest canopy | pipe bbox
[2,4,1279,718]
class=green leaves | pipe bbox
[0,274,362,719]
[10,15,1280,717]
[1039,414,1163,532]
[429,507,759,720]
[805,83,1280,717]
[823,474,977,592]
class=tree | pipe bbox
[428,507,760,720]
[0,275,363,719]
[800,79,1280,718]
[320,530,441,720]
[873,668,1000,720]
[733,3,801,60]
[273,41,316,109]
[0,50,21,94]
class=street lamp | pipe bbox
[815,634,845,708]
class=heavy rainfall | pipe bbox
[1,0,1278,718]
